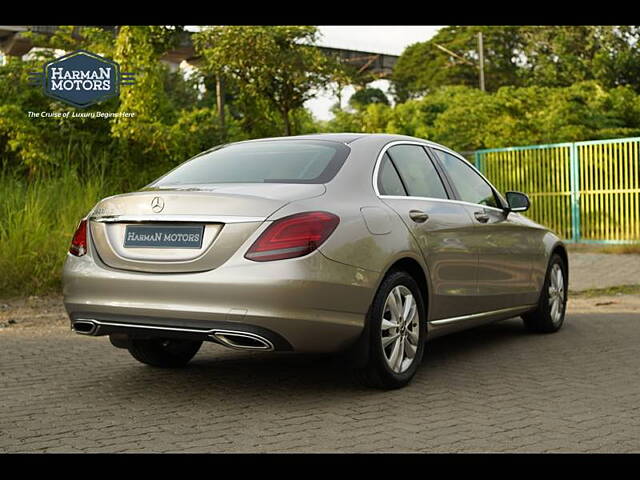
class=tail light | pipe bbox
[245,211,339,262]
[69,219,88,257]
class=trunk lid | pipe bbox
[88,184,325,273]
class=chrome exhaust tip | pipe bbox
[210,330,274,351]
[72,319,98,335]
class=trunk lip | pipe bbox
[90,214,266,224]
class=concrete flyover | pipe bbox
[0,26,398,77]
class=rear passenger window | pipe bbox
[377,153,407,196]
[386,145,448,199]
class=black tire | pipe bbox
[127,338,202,368]
[522,253,567,333]
[354,270,427,390]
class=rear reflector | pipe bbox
[69,219,88,257]
[245,211,339,262]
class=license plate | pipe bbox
[123,225,204,249]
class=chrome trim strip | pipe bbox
[77,319,212,334]
[429,305,535,326]
[90,214,265,224]
[377,195,507,213]
[429,304,536,325]
[72,319,276,351]
[371,140,507,213]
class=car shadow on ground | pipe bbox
[107,317,545,397]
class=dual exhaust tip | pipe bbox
[72,320,99,335]
[71,319,274,351]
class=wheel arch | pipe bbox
[378,255,431,321]
[343,254,431,368]
[550,242,569,286]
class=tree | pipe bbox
[391,26,525,102]
[194,26,339,136]
[392,26,640,103]
[519,26,640,91]
[110,26,185,172]
[349,87,389,110]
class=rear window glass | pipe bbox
[152,140,350,186]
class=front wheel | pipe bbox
[127,338,202,368]
[522,253,567,333]
[355,271,426,389]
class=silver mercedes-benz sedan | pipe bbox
[63,133,568,389]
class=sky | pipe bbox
[307,26,444,120]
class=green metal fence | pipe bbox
[475,137,640,244]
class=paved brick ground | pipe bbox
[2,312,640,453]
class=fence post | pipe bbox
[569,143,581,243]
[475,151,483,173]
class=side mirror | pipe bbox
[505,191,530,212]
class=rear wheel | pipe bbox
[355,271,426,389]
[127,338,202,368]
[522,254,567,333]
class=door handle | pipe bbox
[474,211,490,223]
[409,210,430,223]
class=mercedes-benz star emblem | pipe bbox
[151,196,164,213]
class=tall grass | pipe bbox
[0,158,153,297]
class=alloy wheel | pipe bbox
[548,263,565,325]
[380,285,420,373]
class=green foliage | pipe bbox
[0,53,116,177]
[24,26,116,57]
[0,158,155,296]
[194,26,341,135]
[392,26,640,102]
[518,26,640,90]
[325,82,640,152]
[110,26,179,171]
[349,87,389,109]
[392,26,524,101]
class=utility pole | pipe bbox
[477,32,485,92]
[435,32,486,92]
[216,75,225,131]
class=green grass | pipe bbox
[567,243,640,255]
[0,163,152,296]
[571,284,640,298]
[0,172,106,295]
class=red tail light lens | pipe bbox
[69,219,88,257]
[245,211,339,262]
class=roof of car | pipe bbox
[237,133,447,149]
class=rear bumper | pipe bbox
[69,314,291,351]
[62,247,379,353]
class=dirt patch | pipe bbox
[0,295,67,331]
[568,293,640,314]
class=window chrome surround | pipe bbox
[372,140,507,213]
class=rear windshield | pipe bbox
[152,140,350,186]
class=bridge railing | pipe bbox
[474,137,640,244]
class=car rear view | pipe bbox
[62,138,376,365]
